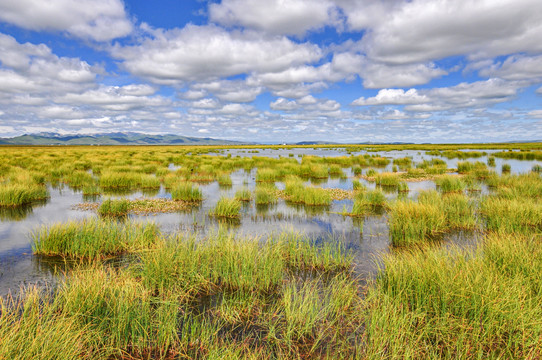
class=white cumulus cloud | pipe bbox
[0,0,132,41]
[110,24,322,84]
[209,0,338,35]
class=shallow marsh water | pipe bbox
[0,148,538,298]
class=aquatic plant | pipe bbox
[32,218,160,259]
[209,197,242,218]
[488,156,496,167]
[352,179,365,191]
[351,165,362,176]
[98,198,129,217]
[0,183,48,207]
[481,196,542,234]
[256,168,278,182]
[389,200,446,247]
[435,175,465,193]
[171,182,203,202]
[217,173,233,187]
[364,232,542,358]
[302,186,332,206]
[374,172,400,187]
[255,186,278,205]
[234,187,252,202]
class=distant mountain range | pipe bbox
[0,133,415,146]
[1,132,538,146]
[0,132,248,145]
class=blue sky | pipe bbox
[0,0,541,143]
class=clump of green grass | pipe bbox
[234,187,252,202]
[171,182,203,202]
[374,172,400,186]
[397,181,409,193]
[98,198,129,217]
[255,186,278,205]
[276,232,353,271]
[209,197,242,218]
[488,156,496,166]
[493,150,542,161]
[418,190,476,230]
[99,171,140,188]
[32,218,160,259]
[457,161,488,174]
[309,164,328,179]
[99,172,160,189]
[502,163,511,173]
[388,200,446,247]
[352,179,366,191]
[82,182,100,196]
[0,287,104,359]
[328,164,343,176]
[364,232,542,358]
[217,173,232,187]
[532,164,542,173]
[393,157,412,167]
[302,186,331,206]
[63,171,94,188]
[481,196,542,234]
[365,188,386,207]
[59,267,178,357]
[441,193,476,229]
[284,177,305,203]
[351,189,386,216]
[256,168,278,182]
[278,275,357,345]
[368,156,390,167]
[435,174,465,193]
[365,168,377,177]
[0,183,48,206]
[488,172,542,199]
[403,167,426,178]
[352,165,362,176]
[139,174,161,188]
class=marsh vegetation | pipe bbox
[0,143,541,359]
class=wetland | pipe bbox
[0,143,541,359]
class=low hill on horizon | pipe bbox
[0,132,249,145]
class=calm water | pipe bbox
[0,148,539,298]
